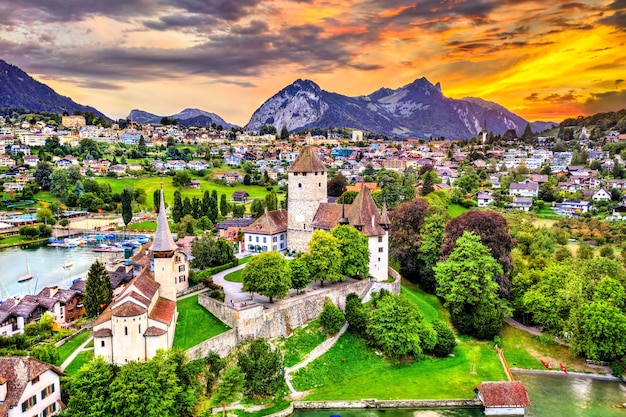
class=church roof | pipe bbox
[379,204,390,226]
[288,145,327,173]
[151,188,177,252]
[144,326,167,337]
[346,182,386,236]
[112,301,146,317]
[93,328,113,337]
[242,209,288,235]
[149,297,176,325]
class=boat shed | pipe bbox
[476,381,531,416]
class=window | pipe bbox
[315,172,318,175]
[175,255,181,262]
[379,247,384,253]
[281,234,285,241]
[124,326,128,336]
[378,236,383,243]
[263,237,266,243]
[32,376,39,384]
[21,395,36,412]
[178,265,185,272]
[273,236,277,242]
[41,383,55,399]
[256,236,259,242]
[303,173,307,176]
[249,236,252,241]
[139,325,141,333]
[298,183,302,188]
[42,402,57,417]
[319,183,321,187]
[101,340,105,347]
[294,172,298,176]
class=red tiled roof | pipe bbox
[288,145,327,173]
[93,328,113,337]
[311,203,346,230]
[149,297,176,325]
[242,209,288,235]
[144,326,168,336]
[478,381,531,408]
[131,268,160,300]
[112,301,146,317]
[0,357,64,414]
[346,182,386,236]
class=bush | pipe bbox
[345,294,368,335]
[208,289,225,302]
[611,361,624,378]
[432,320,457,356]
[237,339,284,398]
[320,298,345,335]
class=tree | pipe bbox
[375,168,405,209]
[388,199,429,283]
[242,252,291,302]
[432,320,457,356]
[191,235,236,269]
[121,187,133,230]
[441,210,514,297]
[232,204,245,218]
[84,260,112,317]
[264,191,278,211]
[172,191,183,223]
[521,123,534,144]
[280,125,289,140]
[337,190,358,204]
[306,230,343,286]
[289,255,311,294]
[416,207,449,293]
[67,164,83,184]
[366,293,425,359]
[434,232,505,338]
[153,189,161,213]
[213,366,244,417]
[172,170,191,187]
[36,207,56,225]
[177,215,196,237]
[572,301,626,361]
[327,174,348,197]
[421,170,435,196]
[319,297,345,334]
[237,339,284,398]
[330,225,369,278]
[345,293,368,335]
[65,356,118,417]
[220,194,230,217]
[250,199,266,219]
[49,169,70,199]
[34,161,53,190]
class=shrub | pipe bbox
[208,289,225,302]
[320,298,345,335]
[345,294,368,335]
[432,320,457,356]
[237,339,284,398]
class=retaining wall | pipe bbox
[185,329,238,359]
[291,399,482,410]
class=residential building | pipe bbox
[243,209,288,252]
[512,197,533,211]
[509,181,539,198]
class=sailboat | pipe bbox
[17,255,34,282]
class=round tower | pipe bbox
[287,145,327,252]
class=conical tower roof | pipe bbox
[346,181,385,236]
[287,145,327,173]
[151,188,177,252]
[379,204,390,226]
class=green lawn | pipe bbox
[0,235,48,248]
[224,269,243,283]
[448,204,469,218]
[125,220,158,231]
[277,319,327,368]
[291,282,506,400]
[97,177,274,210]
[55,330,92,366]
[173,295,230,350]
[537,207,562,220]
[64,350,94,376]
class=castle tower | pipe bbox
[287,145,327,252]
[151,188,178,301]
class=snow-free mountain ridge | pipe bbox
[127,108,236,129]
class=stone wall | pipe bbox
[292,399,482,409]
[186,329,238,359]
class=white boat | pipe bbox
[17,255,34,282]
[62,261,74,269]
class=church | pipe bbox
[287,145,390,281]
[92,189,191,365]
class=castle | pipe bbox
[287,145,390,281]
[92,189,191,365]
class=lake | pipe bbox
[0,242,132,299]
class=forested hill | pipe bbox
[560,109,626,132]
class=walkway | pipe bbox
[211,263,248,302]
[284,322,349,396]
[60,335,94,370]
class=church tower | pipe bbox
[151,188,178,301]
[287,145,327,252]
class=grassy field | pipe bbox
[97,177,274,210]
[537,207,562,220]
[277,319,327,368]
[448,204,469,218]
[64,350,94,376]
[56,330,92,366]
[224,269,243,282]
[0,235,48,248]
[291,282,506,400]
[499,324,599,373]
[173,295,230,350]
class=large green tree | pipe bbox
[34,161,53,190]
[289,255,311,294]
[434,231,505,339]
[65,356,118,417]
[191,235,236,269]
[172,190,183,223]
[330,225,369,279]
[84,260,112,317]
[213,366,244,417]
[237,339,284,398]
[242,252,291,302]
[306,230,343,286]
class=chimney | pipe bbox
[0,377,7,402]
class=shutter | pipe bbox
[42,388,46,399]
[51,383,55,393]
[22,402,27,412]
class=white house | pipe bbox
[0,356,64,417]
[243,209,288,253]
[477,192,495,208]
[592,188,611,202]
[509,181,539,198]
[512,197,533,211]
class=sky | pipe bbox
[0,0,625,126]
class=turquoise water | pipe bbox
[0,243,131,299]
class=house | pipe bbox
[243,209,288,252]
[188,180,201,189]
[591,188,611,202]
[187,160,208,171]
[509,181,539,198]
[36,286,85,325]
[477,192,495,208]
[232,190,249,203]
[557,200,591,216]
[0,155,16,168]
[512,197,533,211]
[476,381,531,416]
[23,155,39,167]
[164,160,186,171]
[0,356,64,417]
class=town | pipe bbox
[1,108,626,417]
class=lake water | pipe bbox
[0,242,132,299]
[293,374,626,417]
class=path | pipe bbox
[504,317,568,346]
[61,335,93,370]
[284,322,349,396]
[211,263,248,302]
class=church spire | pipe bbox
[151,187,177,253]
